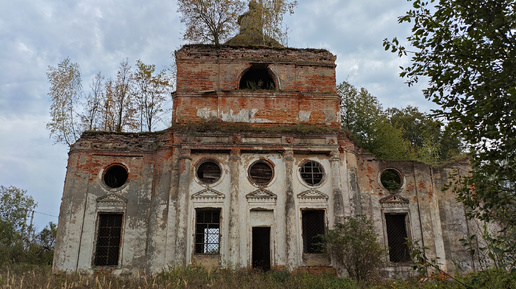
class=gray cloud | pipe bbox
[0,0,436,228]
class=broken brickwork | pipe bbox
[54,44,476,278]
[173,45,340,127]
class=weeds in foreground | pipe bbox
[0,265,514,289]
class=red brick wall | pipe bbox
[173,45,340,127]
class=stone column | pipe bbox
[330,149,345,224]
[228,148,241,267]
[284,149,298,269]
[174,145,192,266]
[164,147,180,267]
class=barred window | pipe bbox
[385,214,411,262]
[94,213,123,266]
[195,209,221,254]
[300,161,324,186]
[302,210,325,253]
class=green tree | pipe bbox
[384,0,516,255]
[386,106,463,163]
[322,215,387,282]
[177,0,246,45]
[0,186,37,244]
[339,81,411,160]
[0,186,37,265]
[32,222,57,265]
[46,58,82,146]
[36,222,57,252]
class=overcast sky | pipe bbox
[0,0,434,230]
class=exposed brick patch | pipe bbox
[174,45,339,126]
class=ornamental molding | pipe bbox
[96,193,127,209]
[380,194,409,208]
[192,187,225,201]
[246,188,277,201]
[297,189,328,201]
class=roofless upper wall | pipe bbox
[173,45,340,127]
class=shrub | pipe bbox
[322,215,387,282]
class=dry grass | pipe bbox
[1,265,514,289]
[0,265,357,289]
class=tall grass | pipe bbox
[0,265,514,289]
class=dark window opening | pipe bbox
[252,227,271,271]
[300,160,325,186]
[249,161,273,186]
[239,65,275,90]
[302,210,325,253]
[385,214,411,262]
[104,165,128,188]
[197,160,222,184]
[381,169,402,192]
[195,209,221,254]
[94,213,123,266]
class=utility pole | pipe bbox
[27,210,35,241]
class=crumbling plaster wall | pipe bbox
[174,133,344,271]
[54,130,473,276]
[348,154,473,275]
[53,132,174,274]
[54,42,474,276]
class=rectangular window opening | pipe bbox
[385,214,411,262]
[94,213,123,266]
[195,209,221,254]
[302,210,325,253]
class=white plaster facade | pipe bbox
[53,44,476,277]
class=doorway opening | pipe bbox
[252,227,271,271]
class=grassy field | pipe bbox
[0,265,515,289]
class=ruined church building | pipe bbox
[54,7,476,277]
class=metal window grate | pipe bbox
[94,213,123,266]
[195,209,221,254]
[302,210,325,253]
[385,214,411,262]
[300,161,324,186]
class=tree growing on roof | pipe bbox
[177,0,246,45]
[177,0,297,46]
[46,57,82,146]
[132,60,174,132]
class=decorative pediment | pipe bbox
[96,193,127,209]
[380,194,409,208]
[297,189,329,201]
[246,189,277,201]
[191,187,225,200]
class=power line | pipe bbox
[32,210,59,218]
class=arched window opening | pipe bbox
[239,65,276,90]
[380,169,402,192]
[103,164,128,189]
